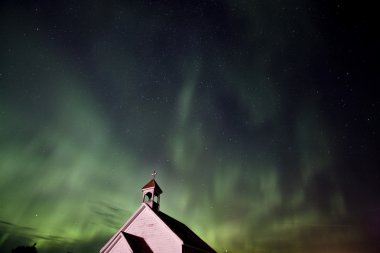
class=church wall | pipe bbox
[107,234,132,253]
[124,207,182,253]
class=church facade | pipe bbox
[100,177,216,253]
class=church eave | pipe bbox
[141,179,163,194]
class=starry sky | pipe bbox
[0,0,379,252]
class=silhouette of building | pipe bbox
[100,176,216,253]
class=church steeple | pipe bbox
[141,171,162,211]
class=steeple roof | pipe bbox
[141,179,163,194]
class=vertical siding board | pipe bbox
[125,207,182,253]
[100,204,147,253]
[109,235,133,253]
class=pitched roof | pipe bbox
[141,179,163,194]
[100,204,216,253]
[122,232,153,253]
[156,211,216,253]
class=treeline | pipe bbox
[11,244,72,253]
[11,243,37,253]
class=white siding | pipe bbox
[124,207,182,253]
[108,234,132,253]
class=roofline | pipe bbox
[144,204,183,245]
[100,204,146,253]
[102,233,134,253]
[141,179,163,193]
[100,203,183,253]
[141,186,154,191]
[156,212,216,252]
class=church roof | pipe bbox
[156,211,217,253]
[101,178,216,253]
[141,179,163,194]
[122,232,153,253]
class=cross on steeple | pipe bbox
[151,170,157,179]
[142,170,162,211]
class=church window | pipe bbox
[144,192,152,202]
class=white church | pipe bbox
[99,175,216,253]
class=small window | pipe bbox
[144,192,152,202]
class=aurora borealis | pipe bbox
[0,0,379,252]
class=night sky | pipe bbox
[0,1,379,252]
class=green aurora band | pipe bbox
[1,1,379,253]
